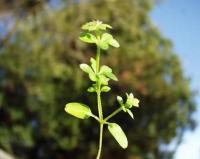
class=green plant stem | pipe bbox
[104,107,122,122]
[96,45,100,72]
[96,124,103,159]
[96,45,104,159]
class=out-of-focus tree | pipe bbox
[0,0,47,16]
[0,0,196,159]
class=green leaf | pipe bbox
[90,58,96,73]
[106,72,118,81]
[108,123,128,149]
[99,74,109,85]
[80,64,93,74]
[100,33,119,48]
[99,41,109,50]
[100,65,112,74]
[126,109,134,119]
[101,86,111,92]
[101,33,113,43]
[100,65,118,81]
[81,20,112,31]
[88,72,96,81]
[79,32,97,43]
[109,38,120,48]
[80,64,96,81]
[87,86,96,93]
[99,24,112,30]
[65,102,92,119]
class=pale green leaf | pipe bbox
[108,123,128,149]
[106,72,118,81]
[80,64,96,81]
[87,86,96,93]
[88,72,96,81]
[80,64,93,74]
[90,58,96,73]
[81,20,112,31]
[100,65,112,74]
[101,33,113,42]
[79,32,97,43]
[100,65,118,81]
[99,41,109,50]
[65,103,92,119]
[99,74,109,85]
[101,86,111,92]
[126,109,134,119]
[109,38,120,48]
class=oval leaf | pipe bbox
[65,102,92,119]
[80,64,93,74]
[108,123,128,149]
[101,86,111,92]
[109,38,120,48]
[99,41,109,50]
[79,32,97,43]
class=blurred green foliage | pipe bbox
[0,0,196,159]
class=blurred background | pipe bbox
[0,0,199,159]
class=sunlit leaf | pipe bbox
[87,86,96,93]
[79,32,97,43]
[101,33,113,43]
[101,86,111,92]
[98,74,109,85]
[65,102,92,119]
[108,123,128,149]
[109,38,120,48]
[100,65,118,81]
[80,64,96,81]
[99,41,109,50]
[90,58,96,73]
[80,64,93,74]
[81,20,112,31]
[126,109,134,119]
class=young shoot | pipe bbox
[64,20,140,159]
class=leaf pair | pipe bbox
[98,33,119,50]
[81,20,112,32]
[117,93,140,119]
[80,58,118,87]
[65,103,128,149]
[80,32,120,50]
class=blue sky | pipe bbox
[151,0,200,158]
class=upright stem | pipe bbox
[96,45,104,159]
[96,46,100,72]
[96,124,103,159]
